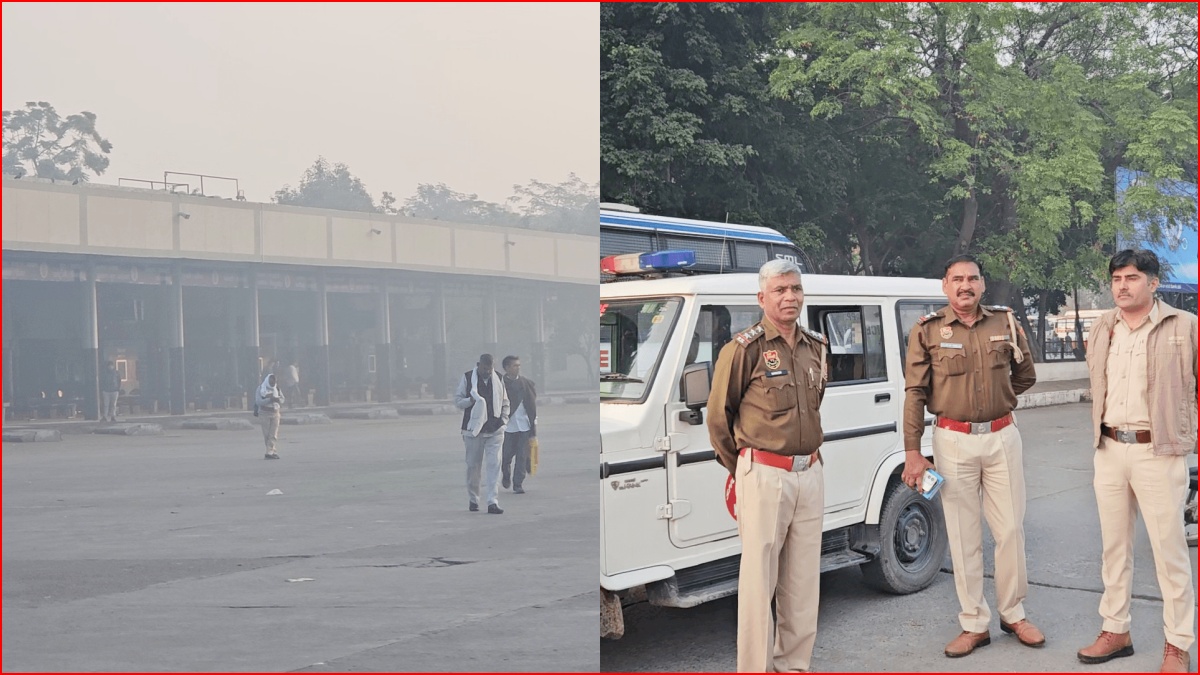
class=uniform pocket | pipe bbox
[764,380,798,412]
[986,342,1011,369]
[934,349,967,376]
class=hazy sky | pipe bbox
[2,3,599,204]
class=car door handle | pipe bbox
[874,393,891,403]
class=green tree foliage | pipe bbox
[601,3,830,256]
[508,173,598,236]
[770,3,1196,354]
[603,4,1196,355]
[2,101,113,182]
[402,183,518,225]
[272,157,378,212]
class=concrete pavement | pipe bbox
[3,404,599,672]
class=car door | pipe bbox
[664,301,762,548]
[806,301,897,514]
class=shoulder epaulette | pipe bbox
[801,326,828,344]
[733,324,765,347]
[915,311,940,325]
[988,305,1012,312]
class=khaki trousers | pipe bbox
[734,451,824,673]
[932,423,1028,633]
[260,410,280,453]
[1093,436,1195,651]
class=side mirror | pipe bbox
[680,361,712,409]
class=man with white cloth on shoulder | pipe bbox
[255,373,285,459]
[454,353,510,514]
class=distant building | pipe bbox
[2,178,596,420]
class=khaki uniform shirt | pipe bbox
[707,317,828,474]
[903,305,1037,449]
[1102,300,1160,430]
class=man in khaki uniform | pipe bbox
[902,254,1041,658]
[707,258,828,673]
[1077,250,1196,673]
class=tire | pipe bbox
[860,477,949,594]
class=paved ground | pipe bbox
[3,404,598,672]
[601,403,1199,673]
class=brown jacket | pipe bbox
[903,305,1037,449]
[1086,301,1198,455]
[706,317,828,474]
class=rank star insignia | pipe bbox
[763,350,781,369]
[940,326,953,339]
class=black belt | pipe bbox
[1101,424,1151,444]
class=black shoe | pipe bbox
[513,486,525,494]
[264,453,280,460]
[469,502,479,512]
[487,503,503,514]
[502,476,511,489]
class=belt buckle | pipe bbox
[971,421,990,435]
[1116,429,1137,444]
[790,454,812,472]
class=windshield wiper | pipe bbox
[600,373,644,383]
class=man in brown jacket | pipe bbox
[1077,249,1197,673]
[707,258,828,672]
[902,254,1042,658]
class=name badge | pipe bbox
[939,342,963,349]
[766,369,789,378]
[989,335,1008,342]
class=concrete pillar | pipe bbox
[167,268,186,415]
[532,289,548,387]
[81,272,101,420]
[484,285,499,358]
[313,275,331,406]
[375,287,393,402]
[432,284,448,399]
[242,278,261,410]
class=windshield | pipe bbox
[600,297,683,401]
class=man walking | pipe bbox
[282,360,302,408]
[501,355,537,494]
[1077,249,1196,673]
[255,373,284,459]
[454,354,509,514]
[101,361,121,422]
[902,254,1042,657]
[706,259,828,673]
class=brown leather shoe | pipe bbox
[944,630,991,658]
[1160,642,1190,673]
[1001,619,1046,647]
[1077,631,1134,664]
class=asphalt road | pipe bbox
[3,404,599,672]
[601,403,1199,673]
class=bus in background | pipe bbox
[600,204,810,278]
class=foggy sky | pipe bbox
[2,3,600,205]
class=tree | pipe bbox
[273,157,377,213]
[770,3,1195,310]
[402,183,518,225]
[2,101,113,182]
[600,4,927,271]
[508,174,599,236]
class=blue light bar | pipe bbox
[639,250,695,270]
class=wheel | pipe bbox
[861,478,949,594]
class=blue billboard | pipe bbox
[1115,167,1197,293]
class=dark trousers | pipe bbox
[502,430,533,487]
[284,383,302,408]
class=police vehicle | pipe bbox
[600,251,952,639]
[600,204,810,276]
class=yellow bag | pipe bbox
[529,437,539,476]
